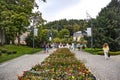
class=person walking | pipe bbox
[43,42,46,53]
[102,43,110,60]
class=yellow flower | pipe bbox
[72,76,75,79]
[51,78,54,80]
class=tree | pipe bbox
[0,0,46,45]
[73,24,80,33]
[94,0,120,51]
[53,37,61,43]
[0,0,34,45]
[59,29,70,39]
[0,0,14,45]
[12,12,29,45]
[64,25,74,36]
[41,29,49,42]
[52,29,59,38]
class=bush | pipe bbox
[97,51,120,55]
[1,49,8,53]
[6,50,17,55]
[0,51,2,56]
[85,48,120,55]
[7,51,12,55]
[13,51,17,54]
[0,45,41,63]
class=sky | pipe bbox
[36,0,111,22]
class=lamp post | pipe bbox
[31,0,39,52]
[86,12,93,50]
[31,18,36,52]
[91,22,93,50]
[31,0,45,52]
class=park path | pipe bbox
[0,48,120,80]
[0,49,56,80]
[72,50,120,80]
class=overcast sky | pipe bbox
[36,0,111,22]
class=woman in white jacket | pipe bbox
[103,43,110,60]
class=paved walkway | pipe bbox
[72,50,120,80]
[0,48,120,80]
[0,49,56,80]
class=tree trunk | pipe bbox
[18,33,20,46]
[0,29,5,45]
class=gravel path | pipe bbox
[72,50,120,80]
[0,49,55,80]
[0,48,120,80]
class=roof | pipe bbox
[73,31,83,37]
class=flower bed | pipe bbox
[18,48,96,80]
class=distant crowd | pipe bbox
[43,42,86,53]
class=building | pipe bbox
[14,32,30,45]
[73,31,83,42]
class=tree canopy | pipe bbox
[93,0,120,51]
[0,0,45,45]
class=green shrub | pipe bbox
[6,50,17,55]
[0,45,41,63]
[1,49,8,53]
[110,51,120,55]
[97,51,120,55]
[0,51,2,56]
[13,50,17,54]
[7,51,13,55]
[85,48,120,55]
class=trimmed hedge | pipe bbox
[97,51,120,55]
[0,48,17,55]
[85,48,120,55]
[1,49,8,53]
[0,51,2,56]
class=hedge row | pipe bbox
[0,48,17,56]
[97,51,120,55]
[85,48,120,55]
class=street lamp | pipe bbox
[31,0,40,52]
[86,12,93,50]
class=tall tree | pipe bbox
[0,0,34,45]
[94,0,120,51]
[0,0,46,45]
[0,0,13,45]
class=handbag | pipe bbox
[108,52,110,57]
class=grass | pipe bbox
[85,48,120,55]
[0,45,42,63]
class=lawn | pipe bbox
[85,48,120,55]
[0,45,42,63]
